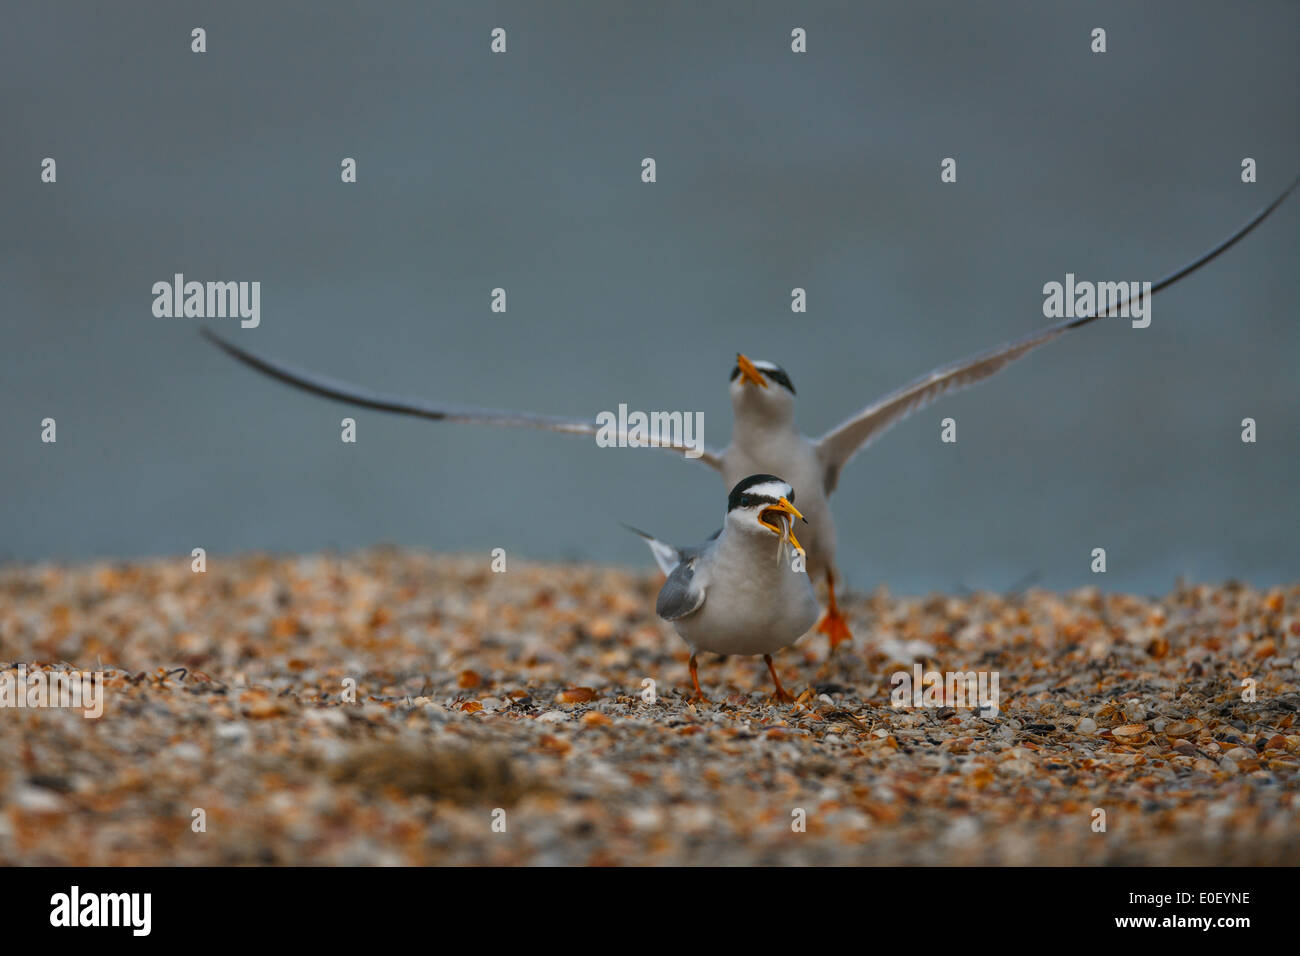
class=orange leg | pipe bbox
[815,568,853,652]
[688,653,708,702]
[764,654,795,704]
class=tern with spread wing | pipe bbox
[202,178,1297,651]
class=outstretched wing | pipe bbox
[815,177,1299,492]
[202,329,723,469]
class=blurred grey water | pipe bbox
[2,1,1297,594]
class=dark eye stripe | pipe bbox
[763,368,796,394]
[734,494,780,511]
[727,474,791,512]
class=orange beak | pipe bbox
[760,497,807,553]
[735,353,768,388]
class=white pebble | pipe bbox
[13,786,65,813]
[216,722,250,742]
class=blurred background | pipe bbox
[2,1,1297,595]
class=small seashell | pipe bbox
[245,699,284,719]
[1112,723,1147,738]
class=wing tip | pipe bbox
[198,325,242,357]
[619,522,653,540]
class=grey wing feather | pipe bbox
[655,559,706,621]
[814,176,1299,493]
[201,329,724,469]
[815,320,1072,492]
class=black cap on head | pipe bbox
[729,361,796,394]
[727,474,792,512]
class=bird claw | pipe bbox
[816,608,853,650]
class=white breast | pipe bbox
[672,531,820,657]
[722,430,837,578]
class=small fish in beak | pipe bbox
[760,496,807,563]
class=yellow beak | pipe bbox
[760,496,807,553]
[735,353,768,388]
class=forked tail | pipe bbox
[621,523,683,576]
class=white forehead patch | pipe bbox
[739,479,792,501]
[751,360,781,372]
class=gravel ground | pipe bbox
[2,548,1297,865]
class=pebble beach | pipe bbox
[2,548,1297,866]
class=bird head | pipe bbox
[725,474,806,549]
[728,354,797,422]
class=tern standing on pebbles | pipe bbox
[626,475,817,703]
[200,179,1297,653]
